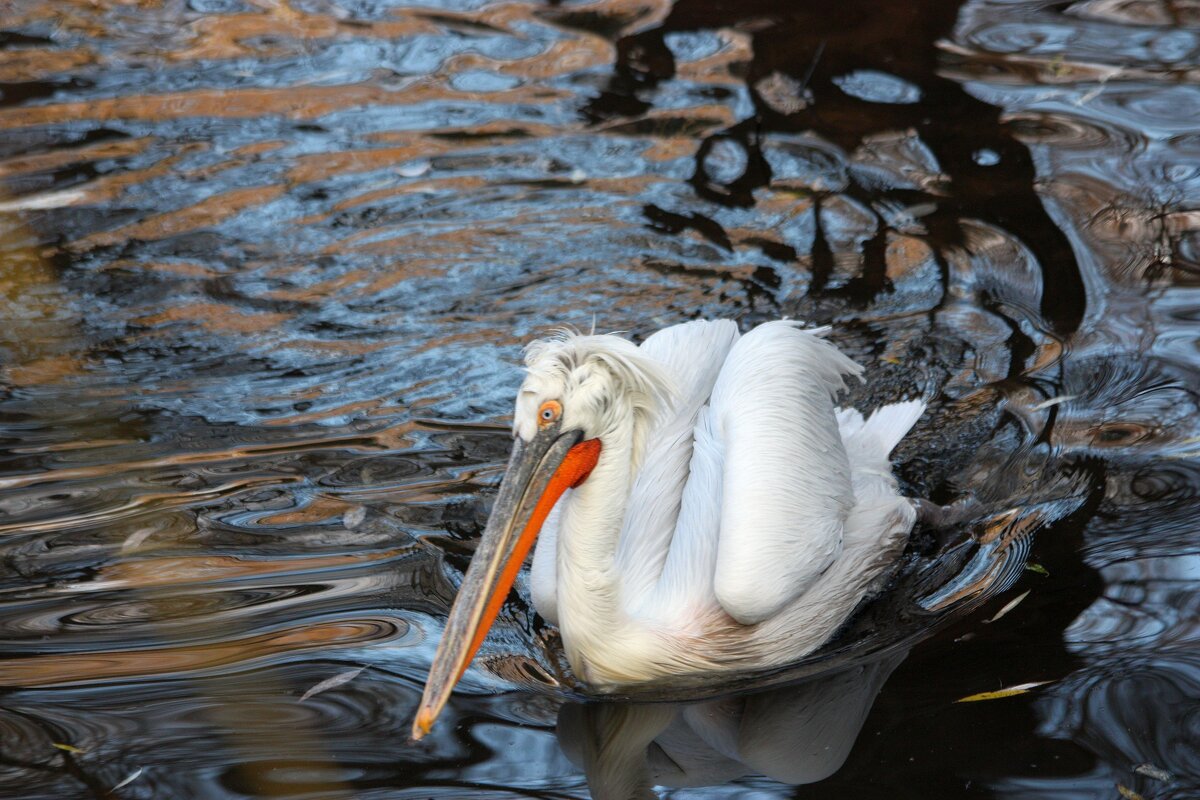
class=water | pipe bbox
[0,0,1197,797]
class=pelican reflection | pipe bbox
[556,650,906,799]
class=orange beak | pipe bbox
[411,422,600,740]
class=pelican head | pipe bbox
[412,331,670,739]
[515,331,671,447]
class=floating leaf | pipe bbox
[956,681,1052,703]
[1117,784,1145,800]
[299,666,366,702]
[1025,562,1050,577]
[1134,763,1173,782]
[984,590,1031,624]
[754,71,812,115]
[51,742,85,754]
[1030,395,1076,410]
[396,160,431,178]
[111,767,143,791]
[342,506,367,530]
[120,527,157,553]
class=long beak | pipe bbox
[411,422,600,740]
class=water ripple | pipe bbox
[1,0,1198,797]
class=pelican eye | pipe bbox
[538,400,562,427]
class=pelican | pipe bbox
[412,320,928,739]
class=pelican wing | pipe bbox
[615,320,740,603]
[709,322,863,625]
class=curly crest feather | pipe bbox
[517,329,674,473]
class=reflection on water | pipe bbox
[0,0,1197,797]
[558,651,906,799]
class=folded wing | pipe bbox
[709,322,863,625]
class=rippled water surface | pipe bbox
[1,0,1198,797]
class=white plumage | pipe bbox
[411,319,927,738]
[525,320,923,687]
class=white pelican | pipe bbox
[412,320,927,739]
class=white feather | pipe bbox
[617,320,739,609]
[510,320,924,687]
[710,321,862,624]
[530,499,564,624]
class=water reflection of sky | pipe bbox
[0,0,1198,797]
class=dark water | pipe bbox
[1,0,1198,797]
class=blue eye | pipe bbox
[538,400,562,425]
